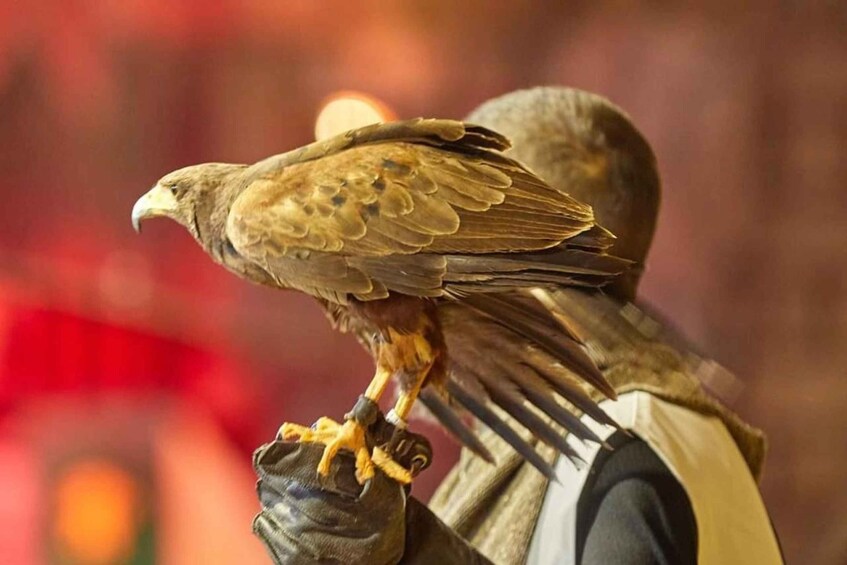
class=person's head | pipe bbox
[466,87,661,300]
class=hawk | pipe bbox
[132,119,626,483]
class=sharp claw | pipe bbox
[387,427,403,453]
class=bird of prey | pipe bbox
[132,119,628,484]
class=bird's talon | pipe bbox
[280,417,415,484]
[355,447,376,483]
[287,418,371,483]
[317,447,336,477]
[279,422,313,441]
[372,446,413,485]
[313,416,341,432]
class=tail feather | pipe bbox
[460,294,617,399]
[433,295,621,475]
[419,388,494,463]
[446,379,559,479]
[499,361,608,446]
[472,368,585,465]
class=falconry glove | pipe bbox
[253,423,491,565]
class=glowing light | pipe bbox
[53,459,142,565]
[314,91,396,141]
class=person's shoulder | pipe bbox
[576,433,698,564]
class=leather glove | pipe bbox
[252,417,491,565]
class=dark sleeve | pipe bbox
[402,497,493,565]
[576,432,698,565]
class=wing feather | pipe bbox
[225,119,621,302]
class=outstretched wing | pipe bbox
[226,119,624,303]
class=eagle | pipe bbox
[132,119,628,484]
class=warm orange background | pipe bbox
[0,2,844,563]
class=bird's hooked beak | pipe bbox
[132,185,177,233]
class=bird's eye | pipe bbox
[168,184,180,196]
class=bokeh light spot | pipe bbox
[314,91,396,141]
[53,459,142,565]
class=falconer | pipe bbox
[250,87,783,565]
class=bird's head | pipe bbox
[132,163,246,240]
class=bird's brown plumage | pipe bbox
[224,119,615,304]
[133,118,628,478]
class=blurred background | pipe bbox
[0,1,845,563]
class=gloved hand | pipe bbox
[252,416,491,565]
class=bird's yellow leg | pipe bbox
[373,333,433,484]
[386,376,425,425]
[279,330,433,485]
[385,331,432,426]
[279,366,394,484]
[370,371,429,484]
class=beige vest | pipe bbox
[526,391,782,564]
[429,291,776,565]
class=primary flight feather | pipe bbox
[132,118,627,483]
